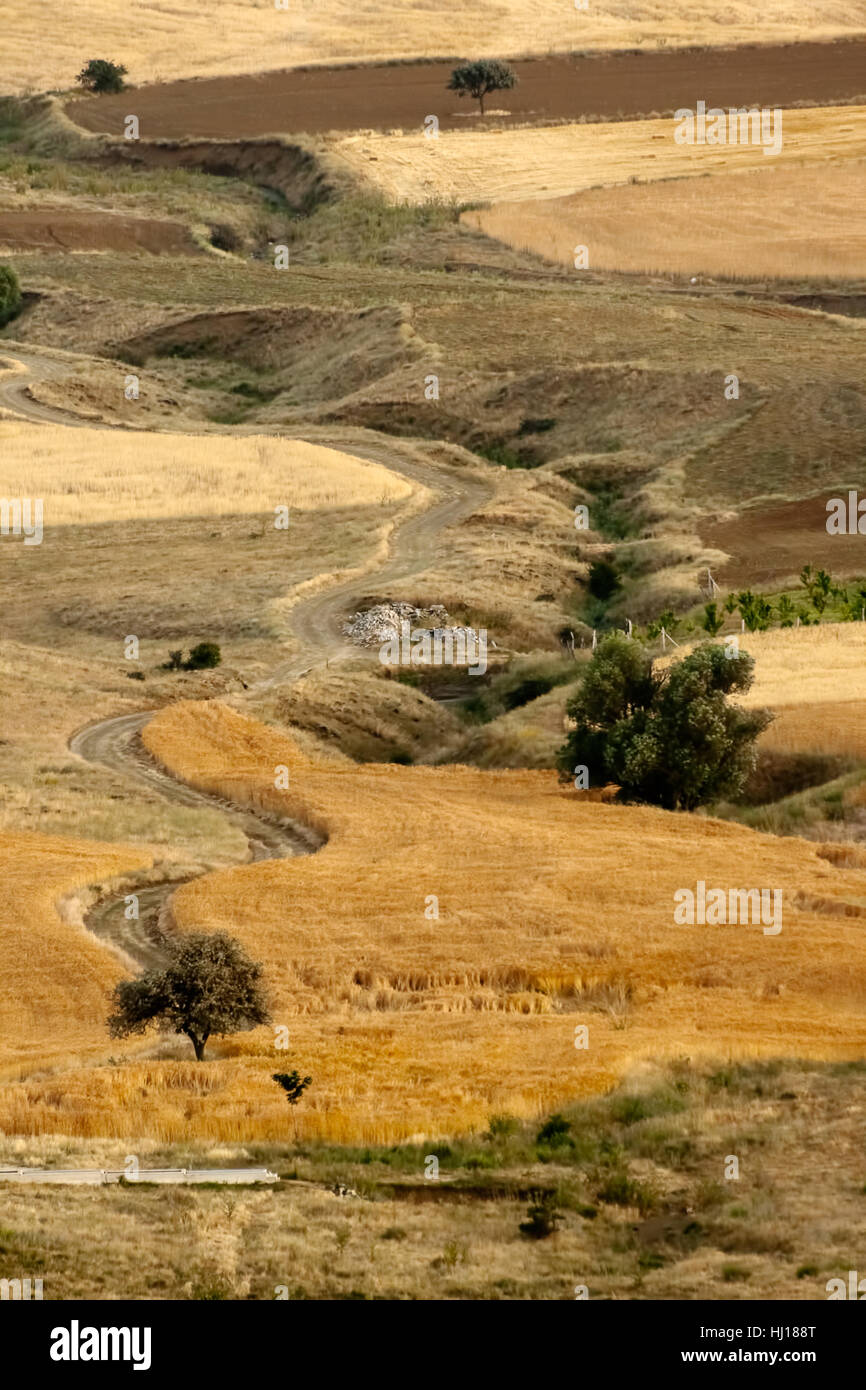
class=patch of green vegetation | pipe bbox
[475,441,534,470]
[282,191,463,266]
[452,655,580,725]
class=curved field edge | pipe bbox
[81,697,866,1144]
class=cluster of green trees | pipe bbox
[705,565,864,635]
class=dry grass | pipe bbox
[3,699,860,1143]
[335,105,866,205]
[0,420,412,524]
[465,158,866,279]
[736,623,866,710]
[6,1,866,93]
[1,1059,865,1302]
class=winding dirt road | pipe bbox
[1,344,494,967]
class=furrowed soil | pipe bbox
[65,41,866,140]
[701,494,866,588]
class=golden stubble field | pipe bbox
[464,158,866,279]
[334,105,866,204]
[3,696,864,1145]
[0,421,412,522]
[6,0,866,92]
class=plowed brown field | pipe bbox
[66,41,866,139]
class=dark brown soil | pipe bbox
[65,40,866,139]
[701,492,866,587]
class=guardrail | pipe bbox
[0,1167,278,1185]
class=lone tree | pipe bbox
[447,60,516,116]
[76,59,128,94]
[557,636,771,810]
[108,931,270,1061]
[0,266,22,328]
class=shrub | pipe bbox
[185,641,221,670]
[536,1113,572,1148]
[76,59,128,94]
[588,559,621,601]
[209,223,242,253]
[519,1192,562,1240]
[0,266,22,328]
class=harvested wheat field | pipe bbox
[0,830,150,1073]
[8,2,866,93]
[5,699,861,1144]
[339,105,866,205]
[737,623,866,710]
[0,421,412,523]
[465,159,866,279]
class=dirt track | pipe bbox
[66,40,866,139]
[0,344,493,966]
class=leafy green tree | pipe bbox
[736,590,772,632]
[557,636,771,811]
[0,265,22,328]
[76,59,128,93]
[775,594,796,627]
[701,602,724,636]
[809,568,832,615]
[108,932,270,1060]
[447,60,517,116]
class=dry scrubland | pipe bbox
[4,700,863,1144]
[466,159,866,279]
[5,0,866,92]
[336,105,866,204]
[0,421,412,523]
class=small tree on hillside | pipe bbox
[701,601,724,637]
[108,931,270,1061]
[447,60,517,116]
[557,636,772,810]
[76,59,128,94]
[0,266,22,328]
